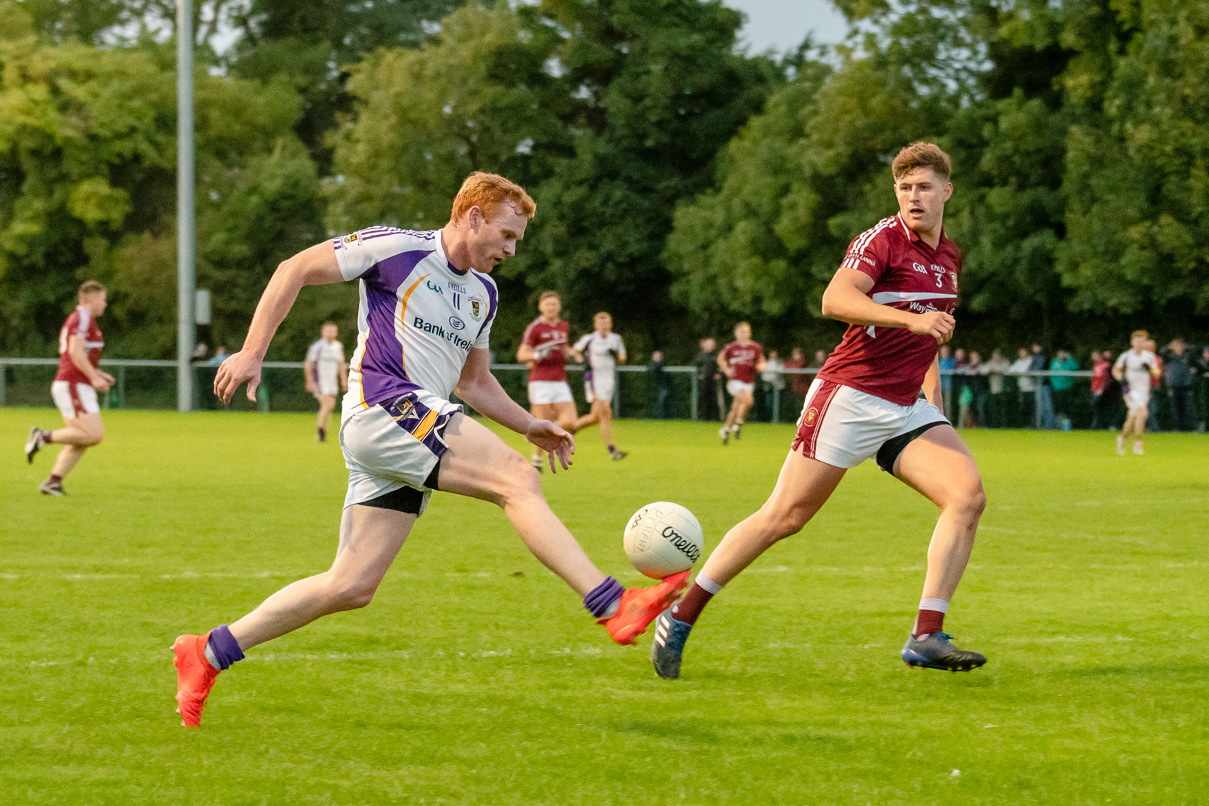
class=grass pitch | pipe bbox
[2,409,1207,804]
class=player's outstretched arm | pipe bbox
[822,268,955,344]
[454,348,574,472]
[215,241,345,404]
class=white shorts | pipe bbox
[51,381,100,420]
[727,379,755,397]
[315,373,339,397]
[584,371,615,404]
[791,379,949,471]
[1124,387,1151,411]
[528,380,574,406]
[339,390,462,515]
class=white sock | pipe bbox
[203,641,222,671]
[695,572,724,595]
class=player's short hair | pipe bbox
[322,321,337,329]
[539,290,560,302]
[1131,329,1148,340]
[735,321,751,330]
[78,280,106,298]
[594,311,611,319]
[450,172,536,223]
[891,142,952,182]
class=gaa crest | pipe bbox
[804,408,819,426]
[467,295,486,322]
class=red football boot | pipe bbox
[600,570,690,646]
[172,633,219,728]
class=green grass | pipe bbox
[3,409,1208,805]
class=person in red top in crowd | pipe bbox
[1090,349,1113,429]
[652,142,988,680]
[716,322,766,445]
[782,347,810,411]
[517,291,578,470]
[25,280,116,496]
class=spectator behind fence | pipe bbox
[760,350,785,421]
[646,350,670,420]
[1029,343,1055,429]
[967,351,987,427]
[695,337,722,422]
[1090,349,1113,429]
[982,348,1011,427]
[1196,345,1209,430]
[938,344,956,416]
[1009,347,1035,427]
[1162,338,1195,431]
[783,347,809,411]
[1049,349,1079,429]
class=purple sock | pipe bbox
[583,577,624,618]
[206,624,245,670]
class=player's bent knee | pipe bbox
[326,578,379,611]
[495,451,543,505]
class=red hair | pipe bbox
[450,172,536,223]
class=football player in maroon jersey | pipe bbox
[654,143,987,678]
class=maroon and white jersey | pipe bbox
[818,213,962,406]
[56,306,104,385]
[721,341,764,385]
[521,318,569,382]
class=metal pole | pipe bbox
[176,0,196,412]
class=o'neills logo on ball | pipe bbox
[805,408,819,426]
[662,526,700,562]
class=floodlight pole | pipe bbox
[176,0,196,412]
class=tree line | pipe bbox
[1,0,1206,366]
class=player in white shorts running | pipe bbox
[24,280,115,496]
[170,172,688,728]
[304,322,347,442]
[717,322,765,444]
[653,142,988,679]
[571,312,628,460]
[1112,329,1160,456]
[519,291,577,470]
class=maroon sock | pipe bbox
[43,429,54,444]
[672,583,714,626]
[913,609,945,639]
[49,474,63,484]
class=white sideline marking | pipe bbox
[16,634,1150,670]
[18,645,613,669]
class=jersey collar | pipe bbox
[896,213,948,248]
[434,230,470,277]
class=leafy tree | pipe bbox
[0,4,326,358]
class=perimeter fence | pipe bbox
[2,357,1206,432]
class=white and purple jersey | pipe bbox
[333,227,499,421]
[306,338,346,389]
[574,331,625,376]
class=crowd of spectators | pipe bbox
[659,336,1209,432]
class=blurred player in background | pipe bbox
[172,172,686,728]
[571,312,628,460]
[1112,330,1160,455]
[716,322,765,444]
[25,281,115,496]
[653,143,988,679]
[304,322,347,442]
[518,291,577,470]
